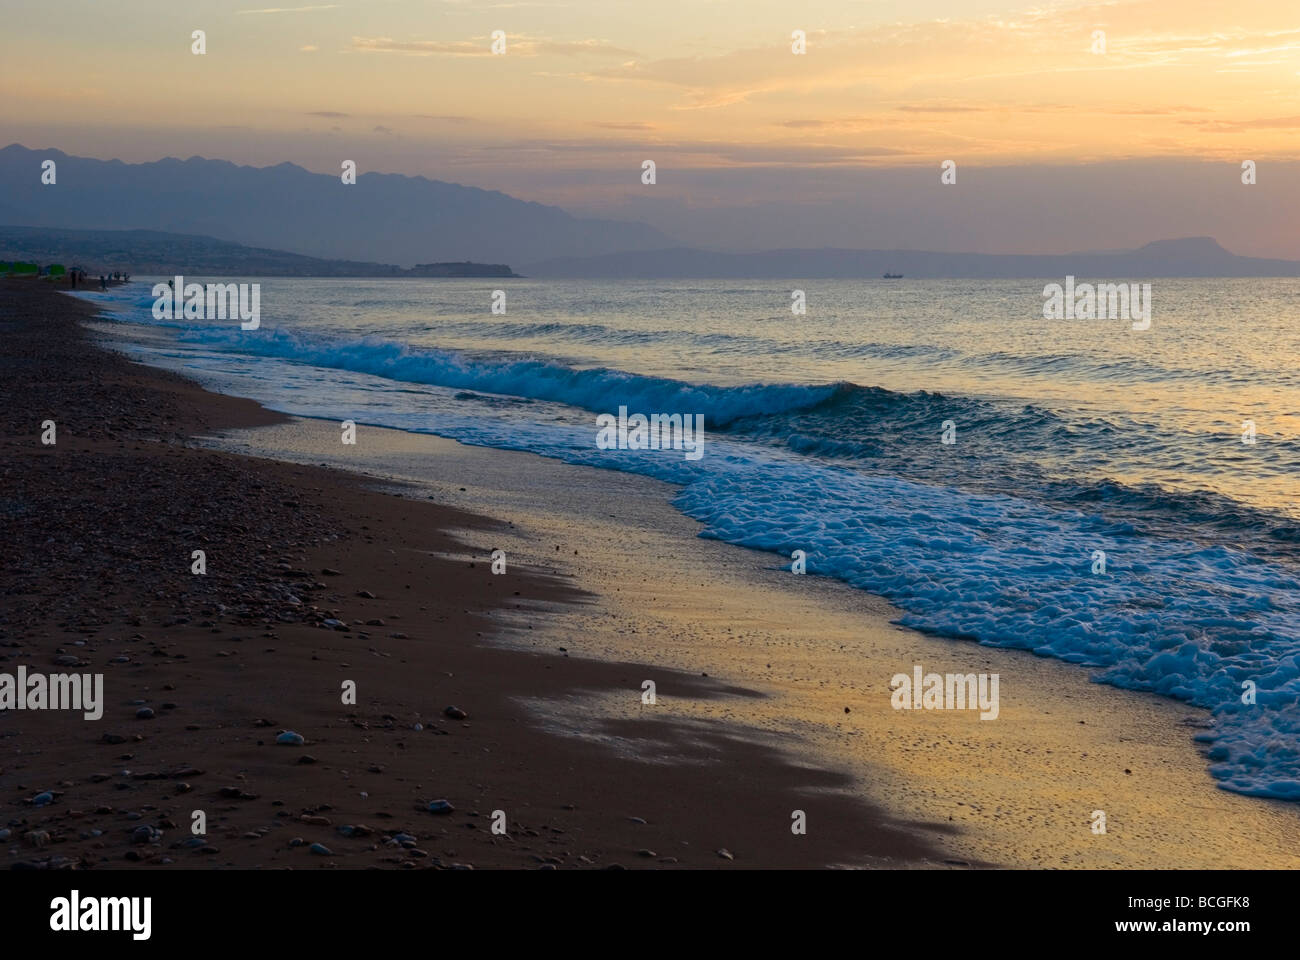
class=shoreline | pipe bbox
[1,277,945,869]
[205,414,1300,869]
[7,276,1299,869]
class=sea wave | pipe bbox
[77,282,1300,799]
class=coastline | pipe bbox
[1,278,943,869]
[6,277,1298,869]
[206,415,1300,869]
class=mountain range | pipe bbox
[0,144,667,267]
[4,144,1299,278]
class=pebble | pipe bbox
[0,829,10,841]
[31,791,54,807]
[427,799,455,815]
[135,707,154,720]
[309,842,333,856]
[276,731,306,746]
[131,825,162,844]
[443,706,468,720]
[717,848,734,860]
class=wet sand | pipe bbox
[8,274,1298,870]
[1,277,943,869]
[208,415,1300,869]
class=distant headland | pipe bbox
[0,225,520,279]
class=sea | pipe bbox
[73,276,1300,801]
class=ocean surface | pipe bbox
[75,276,1300,800]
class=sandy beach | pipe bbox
[208,415,1300,870]
[4,277,1298,870]
[1,278,940,869]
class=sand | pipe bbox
[7,274,1297,869]
[206,403,1300,870]
[0,277,939,869]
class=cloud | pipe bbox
[1181,114,1300,131]
[477,136,911,166]
[237,4,341,13]
[308,111,349,118]
[300,45,319,53]
[351,34,636,58]
[897,104,985,114]
[352,37,488,56]
[532,40,638,58]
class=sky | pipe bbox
[3,0,1300,256]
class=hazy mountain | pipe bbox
[523,237,1300,278]
[0,225,518,277]
[0,144,669,267]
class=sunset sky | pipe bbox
[4,0,1300,255]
